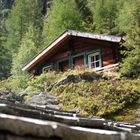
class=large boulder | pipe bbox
[26,92,59,110]
[54,75,81,87]
[0,89,26,103]
[79,72,100,81]
[53,72,100,88]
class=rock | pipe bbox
[0,89,24,103]
[80,72,100,82]
[54,75,81,87]
[19,90,28,98]
[69,108,80,113]
[0,112,140,140]
[1,100,140,140]
[53,72,100,89]
[26,92,59,110]
[134,106,140,122]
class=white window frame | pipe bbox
[88,52,101,70]
[42,65,52,73]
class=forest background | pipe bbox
[0,0,139,80]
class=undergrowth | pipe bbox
[51,79,140,120]
[1,69,140,122]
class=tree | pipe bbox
[0,26,11,79]
[117,0,135,34]
[120,26,140,77]
[11,25,39,75]
[93,0,119,34]
[120,0,140,77]
[75,0,92,23]
[75,0,94,32]
[42,0,84,47]
[6,0,43,54]
[5,0,44,76]
[0,0,11,79]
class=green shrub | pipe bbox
[9,74,29,92]
[52,79,140,118]
[0,73,29,93]
[0,79,12,92]
[5,68,139,121]
[25,69,100,98]
[28,71,59,93]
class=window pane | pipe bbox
[91,56,94,62]
[95,55,99,61]
[96,61,99,67]
[88,52,101,69]
[91,62,95,68]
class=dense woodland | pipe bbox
[0,0,140,121]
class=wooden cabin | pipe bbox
[22,30,122,75]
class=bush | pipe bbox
[28,71,59,93]
[52,79,140,118]
[0,73,29,93]
[120,47,140,78]
[22,69,100,98]
[9,74,29,92]
[0,79,12,92]
[5,68,139,121]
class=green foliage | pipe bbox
[121,51,140,78]
[0,45,11,79]
[93,0,120,34]
[52,79,140,118]
[28,72,59,94]
[0,79,12,92]
[5,0,43,76]
[11,25,39,75]
[26,69,100,98]
[0,1,11,79]
[42,0,84,47]
[1,0,140,79]
[112,104,138,122]
[120,0,140,77]
[117,0,139,33]
[5,0,44,76]
[0,73,29,93]
[75,0,93,24]
[6,0,33,53]
[8,74,29,92]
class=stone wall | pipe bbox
[0,99,140,140]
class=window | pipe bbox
[88,52,101,69]
[42,65,52,73]
[59,60,69,72]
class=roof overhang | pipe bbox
[22,30,122,72]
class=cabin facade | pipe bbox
[22,30,121,75]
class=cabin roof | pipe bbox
[22,30,122,71]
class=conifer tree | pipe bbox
[120,26,140,77]
[6,0,44,76]
[42,0,84,47]
[93,0,119,34]
[0,0,11,79]
[120,0,140,77]
[11,25,39,75]
[75,0,92,23]
[75,0,94,32]
[6,0,43,54]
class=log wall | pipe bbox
[35,36,119,74]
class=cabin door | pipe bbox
[73,55,84,69]
[59,60,69,72]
